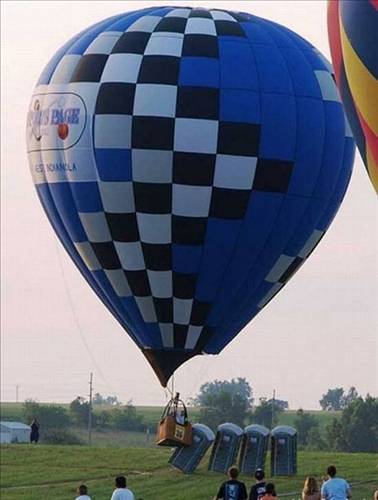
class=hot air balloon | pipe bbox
[328,0,378,193]
[26,6,355,388]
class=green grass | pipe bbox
[1,445,377,500]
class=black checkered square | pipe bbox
[132,116,175,150]
[182,34,219,57]
[105,213,139,242]
[253,159,294,193]
[138,55,180,84]
[217,122,260,156]
[173,153,215,186]
[112,32,151,54]
[95,83,136,115]
[172,216,208,245]
[70,54,108,82]
[155,17,187,33]
[91,241,121,269]
[133,183,172,213]
[125,270,151,296]
[142,243,172,271]
[176,87,219,120]
[210,188,251,219]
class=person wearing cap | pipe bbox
[249,469,267,500]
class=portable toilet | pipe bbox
[271,425,297,476]
[169,423,215,474]
[239,424,270,474]
[208,423,243,474]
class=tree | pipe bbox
[252,398,283,429]
[93,393,121,406]
[326,395,378,452]
[110,401,144,431]
[23,400,71,430]
[342,386,359,407]
[320,387,360,411]
[69,396,90,427]
[319,388,345,411]
[194,378,253,430]
[267,398,288,411]
[294,409,319,446]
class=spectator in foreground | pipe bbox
[374,491,378,500]
[261,483,278,499]
[111,475,135,500]
[249,468,267,500]
[302,477,321,500]
[215,466,248,500]
[321,465,351,499]
[76,484,91,500]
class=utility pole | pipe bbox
[271,389,276,427]
[88,372,93,446]
[16,385,19,403]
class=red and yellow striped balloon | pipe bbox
[328,0,378,194]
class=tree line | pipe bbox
[193,378,378,453]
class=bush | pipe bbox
[23,400,71,430]
[41,429,84,445]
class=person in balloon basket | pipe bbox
[110,475,135,500]
[249,468,268,500]
[321,465,351,500]
[215,466,248,500]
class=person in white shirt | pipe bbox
[75,484,91,500]
[321,465,351,500]
[110,475,135,500]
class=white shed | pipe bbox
[0,421,30,443]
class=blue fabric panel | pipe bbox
[66,14,125,55]
[206,191,284,327]
[288,97,325,197]
[313,102,345,199]
[272,24,314,52]
[35,183,129,334]
[280,48,322,99]
[120,297,161,348]
[284,196,325,256]
[251,43,294,94]
[37,27,93,84]
[195,218,242,303]
[335,138,355,200]
[179,57,220,88]
[219,89,260,124]
[241,21,275,45]
[95,148,132,181]
[102,7,158,32]
[257,19,297,49]
[92,270,142,344]
[301,48,330,71]
[259,92,296,161]
[48,182,87,242]
[219,40,258,90]
[70,182,103,213]
[172,244,203,274]
[340,0,378,78]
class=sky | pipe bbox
[1,1,377,410]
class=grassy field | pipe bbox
[1,445,377,500]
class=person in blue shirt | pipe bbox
[321,465,351,500]
[215,466,248,500]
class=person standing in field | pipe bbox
[321,465,351,500]
[302,477,321,500]
[30,418,39,443]
[110,475,135,500]
[215,466,248,500]
[249,468,267,500]
[75,484,92,500]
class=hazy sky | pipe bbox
[1,1,377,409]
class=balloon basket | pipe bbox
[156,393,192,447]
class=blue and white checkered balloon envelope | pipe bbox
[26,6,355,386]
